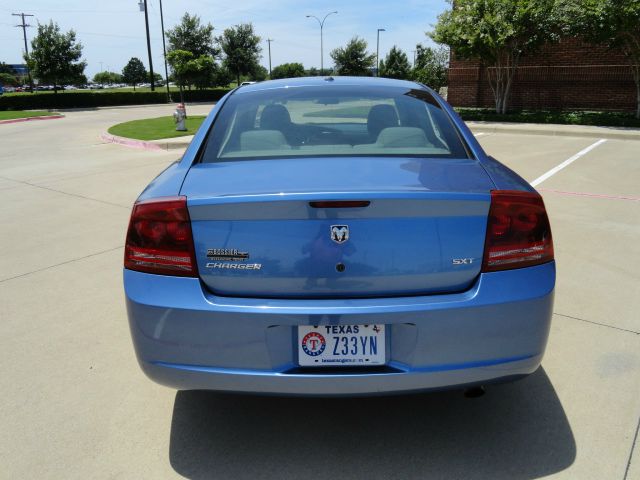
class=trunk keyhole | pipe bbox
[336,263,346,273]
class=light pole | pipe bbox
[376,28,385,76]
[138,0,155,91]
[159,0,171,101]
[12,13,34,92]
[267,38,274,78]
[306,11,337,75]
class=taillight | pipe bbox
[482,190,554,272]
[124,196,198,277]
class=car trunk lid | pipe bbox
[181,157,494,298]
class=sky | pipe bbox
[0,0,449,79]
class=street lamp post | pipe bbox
[267,38,274,78]
[159,0,171,101]
[306,11,337,75]
[376,28,386,77]
[138,0,155,91]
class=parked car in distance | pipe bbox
[124,76,555,396]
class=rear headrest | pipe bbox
[260,104,292,130]
[240,130,290,151]
[376,127,429,148]
[367,104,399,138]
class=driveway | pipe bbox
[0,105,638,479]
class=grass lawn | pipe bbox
[0,110,60,120]
[108,115,206,141]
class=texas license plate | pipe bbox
[297,324,386,367]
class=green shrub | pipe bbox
[0,88,231,111]
[456,108,640,128]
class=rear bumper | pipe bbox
[124,262,555,396]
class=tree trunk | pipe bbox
[487,48,519,115]
[237,72,240,86]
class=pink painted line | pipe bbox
[0,114,64,125]
[100,132,163,152]
[538,188,640,202]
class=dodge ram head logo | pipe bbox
[330,225,349,244]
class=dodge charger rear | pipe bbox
[124,77,555,395]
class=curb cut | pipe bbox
[468,121,640,141]
[0,114,65,125]
[100,132,192,151]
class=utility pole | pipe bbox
[411,50,417,67]
[12,13,34,92]
[306,11,337,75]
[267,39,274,78]
[159,0,171,101]
[376,28,386,77]
[140,0,155,91]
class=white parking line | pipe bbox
[530,139,607,187]
[474,132,486,137]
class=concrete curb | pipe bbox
[468,121,640,141]
[100,132,193,151]
[148,137,193,151]
[0,114,65,125]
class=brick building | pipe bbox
[447,37,637,112]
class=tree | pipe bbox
[271,62,306,79]
[167,50,220,98]
[379,46,411,79]
[122,57,147,90]
[0,62,16,75]
[0,73,18,86]
[330,37,376,76]
[431,0,559,114]
[213,65,234,87]
[26,21,86,93]
[166,13,218,57]
[567,0,640,118]
[92,71,122,85]
[167,50,196,100]
[251,65,269,81]
[218,24,262,86]
[412,44,449,91]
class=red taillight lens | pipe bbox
[124,196,198,277]
[482,190,554,272]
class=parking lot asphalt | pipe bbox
[0,105,638,479]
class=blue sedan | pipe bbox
[124,77,554,395]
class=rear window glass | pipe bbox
[200,84,470,162]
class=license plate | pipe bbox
[297,324,386,367]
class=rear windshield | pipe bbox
[200,84,470,162]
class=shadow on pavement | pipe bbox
[169,368,575,479]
